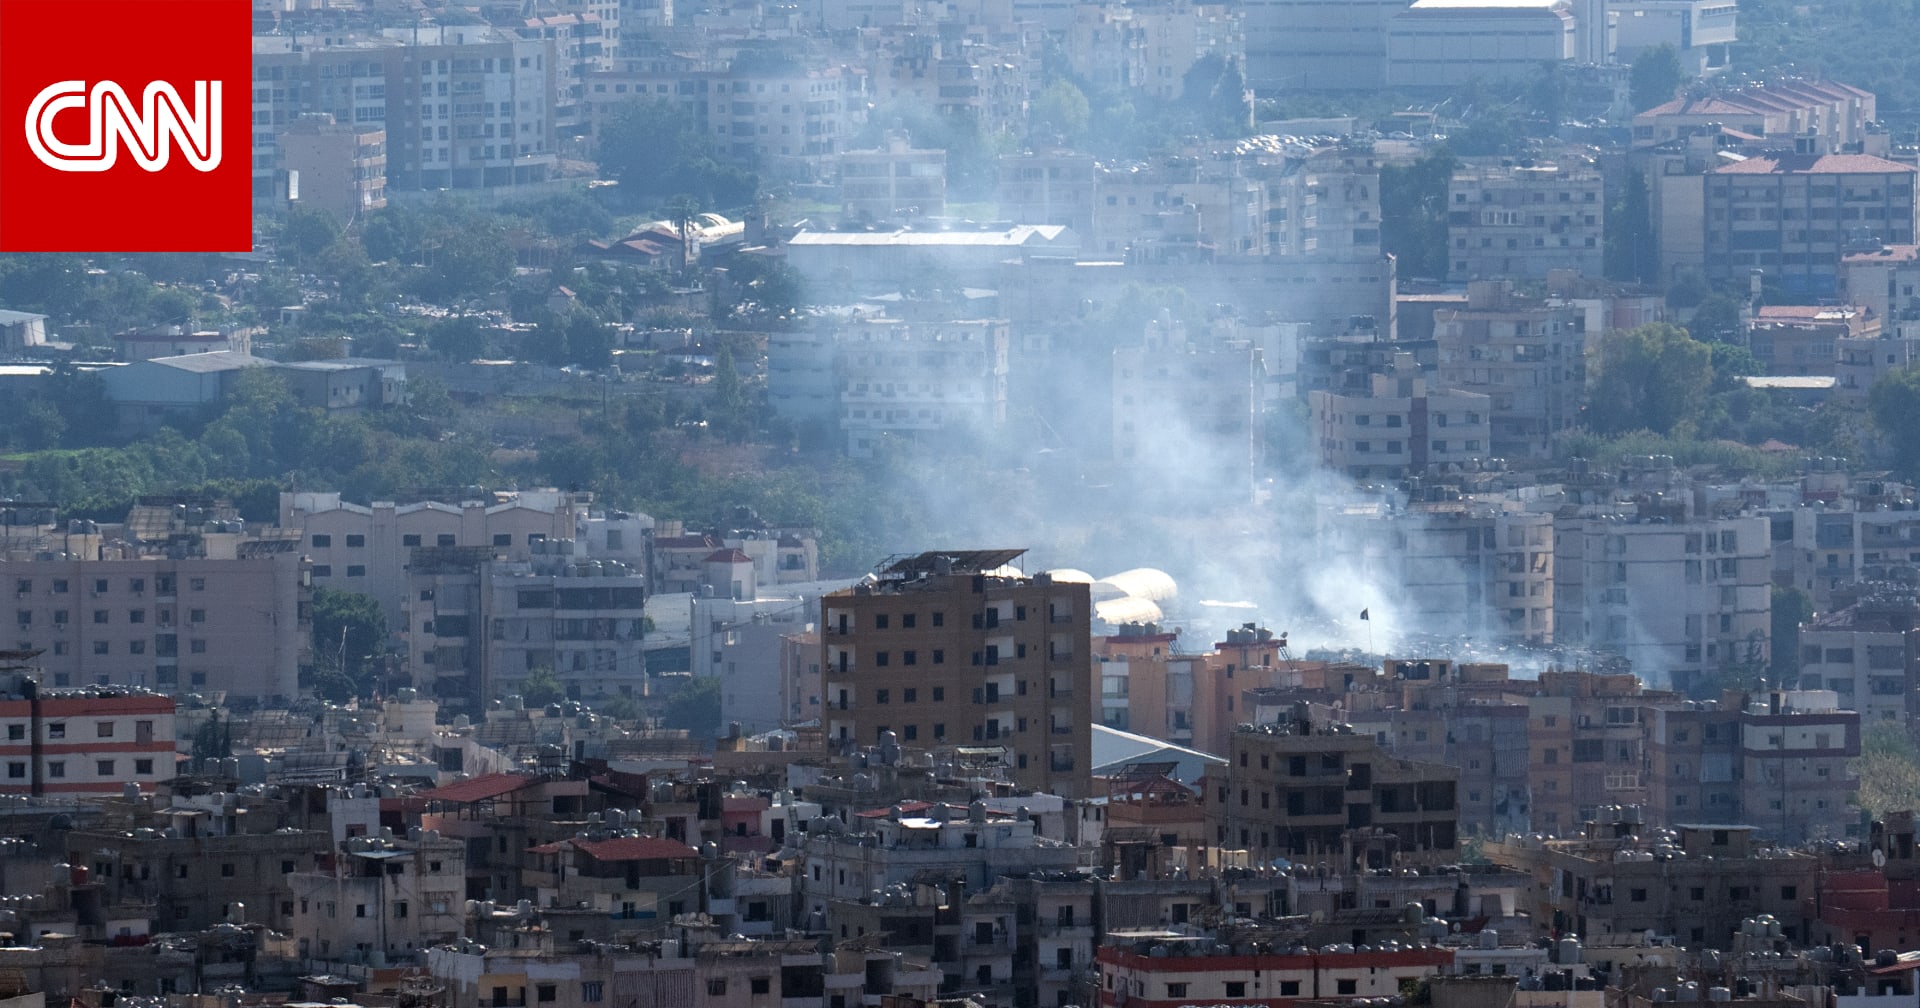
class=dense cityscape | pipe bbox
[5,0,1920,1007]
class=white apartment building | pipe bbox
[0,672,177,797]
[1447,162,1606,283]
[1322,500,1555,644]
[1796,597,1918,728]
[1385,0,1578,91]
[281,491,648,632]
[769,317,1011,458]
[1552,513,1771,692]
[405,547,647,708]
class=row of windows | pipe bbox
[312,532,548,549]
[5,719,154,741]
[7,758,155,777]
[15,577,206,594]
[17,608,207,624]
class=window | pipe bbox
[706,980,727,996]
[189,578,204,591]
[4,725,18,740]
[750,978,770,995]
[931,612,944,627]
[1226,982,1247,997]
[580,983,603,1004]
[437,534,456,547]
[311,534,331,548]
[93,641,108,654]
[46,761,64,778]
[190,608,205,623]
[1165,985,1188,998]
[313,565,332,578]
[1281,982,1302,996]
[534,984,551,1002]
[97,760,115,776]
[97,721,114,738]
[93,610,108,624]
[1338,980,1358,995]
[5,763,21,779]
[904,688,917,702]
[932,686,944,701]
[46,723,64,739]
[402,534,421,547]
[493,534,512,547]
[191,640,207,654]
[346,565,366,577]
[221,863,235,878]
[346,534,365,548]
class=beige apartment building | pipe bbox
[1447,162,1605,282]
[3,547,310,702]
[820,550,1096,797]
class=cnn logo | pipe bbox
[25,80,221,172]
[0,0,250,252]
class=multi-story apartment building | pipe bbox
[1111,318,1262,496]
[819,550,1096,797]
[287,830,468,964]
[1447,162,1606,282]
[1487,817,1822,945]
[516,13,614,141]
[1642,690,1859,843]
[1322,497,1555,644]
[1099,933,1455,1008]
[1523,669,1663,836]
[1309,354,1493,480]
[275,115,386,223]
[1610,0,1737,76]
[1089,155,1266,260]
[1209,712,1461,869]
[767,316,1011,458]
[1692,152,1917,298]
[403,546,647,708]
[252,27,559,195]
[1632,80,1878,154]
[2,543,311,702]
[0,665,176,797]
[1433,280,1586,461]
[1552,511,1771,693]
[281,490,646,631]
[1787,488,1920,609]
[996,150,1097,232]
[837,132,946,221]
[1795,595,1920,730]
[1747,303,1877,375]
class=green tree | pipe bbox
[310,587,389,702]
[1854,722,1920,820]
[1771,585,1812,686]
[281,207,342,262]
[1687,294,1745,345]
[1630,44,1685,112]
[707,342,752,441]
[1030,80,1091,145]
[597,99,759,208]
[428,315,490,361]
[519,666,566,707]
[1586,323,1713,435]
[661,675,722,737]
[1380,150,1458,280]
[1870,364,1920,477]
[1605,171,1657,284]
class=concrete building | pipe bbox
[280,490,642,631]
[1747,303,1877,376]
[0,311,49,354]
[1,545,311,702]
[768,316,1012,458]
[820,550,1097,797]
[1385,0,1578,92]
[1098,933,1456,1008]
[1433,280,1587,461]
[1632,80,1879,155]
[996,150,1097,233]
[1089,155,1266,261]
[276,114,387,224]
[99,351,275,433]
[1796,596,1920,729]
[1552,511,1771,693]
[1642,690,1860,843]
[0,664,176,797]
[837,133,946,222]
[1209,712,1461,869]
[1447,162,1606,282]
[403,546,647,709]
[288,831,467,964]
[1111,318,1263,496]
[1241,0,1405,91]
[1610,0,1737,77]
[1696,152,1917,298]
[252,27,559,194]
[1309,354,1493,480]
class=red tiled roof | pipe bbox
[417,772,540,804]
[656,534,718,549]
[570,836,700,861]
[1712,152,1915,175]
[855,800,935,819]
[704,548,753,563]
[1755,304,1856,320]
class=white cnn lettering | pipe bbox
[25,80,221,172]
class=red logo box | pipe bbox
[0,0,252,252]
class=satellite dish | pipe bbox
[1873,848,1888,868]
